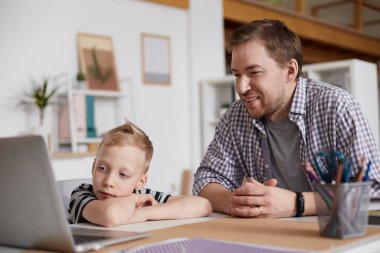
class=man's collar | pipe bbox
[289,77,307,116]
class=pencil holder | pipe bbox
[313,182,372,239]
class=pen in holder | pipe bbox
[313,181,371,239]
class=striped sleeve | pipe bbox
[67,183,97,224]
[136,188,171,203]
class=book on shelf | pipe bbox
[58,94,91,143]
[85,95,96,138]
[58,97,71,143]
[74,94,86,139]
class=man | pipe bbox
[193,19,380,218]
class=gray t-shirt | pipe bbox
[265,118,311,192]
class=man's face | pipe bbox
[92,144,147,200]
[231,39,292,122]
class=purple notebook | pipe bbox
[124,238,308,253]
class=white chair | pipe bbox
[56,178,92,211]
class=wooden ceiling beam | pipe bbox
[143,0,189,9]
[311,0,351,16]
[301,42,373,63]
[363,0,380,12]
[365,19,380,26]
[223,0,380,58]
[225,22,377,64]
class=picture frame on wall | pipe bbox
[77,33,119,91]
[141,33,171,85]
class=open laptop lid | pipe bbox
[0,136,148,252]
[0,136,75,251]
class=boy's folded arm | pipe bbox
[130,195,212,222]
[166,195,212,218]
[82,194,157,227]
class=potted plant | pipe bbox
[23,78,59,127]
[76,71,86,89]
[76,71,86,81]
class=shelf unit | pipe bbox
[302,59,379,147]
[200,75,236,154]
[200,59,379,154]
[56,77,130,153]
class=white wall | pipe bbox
[0,0,225,194]
[189,0,226,167]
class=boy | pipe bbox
[68,121,212,227]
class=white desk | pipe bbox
[70,212,228,233]
[2,213,380,253]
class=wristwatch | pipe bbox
[295,192,305,217]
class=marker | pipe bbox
[304,161,320,183]
[364,161,372,182]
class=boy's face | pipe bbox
[92,144,148,200]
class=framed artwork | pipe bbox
[141,33,171,85]
[77,33,119,91]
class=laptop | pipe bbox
[0,136,149,252]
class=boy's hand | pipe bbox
[134,194,158,208]
[124,195,158,224]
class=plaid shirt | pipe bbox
[193,77,380,196]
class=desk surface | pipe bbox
[9,214,380,253]
[70,212,227,233]
[95,217,380,253]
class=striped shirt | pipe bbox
[68,183,171,224]
[193,77,380,196]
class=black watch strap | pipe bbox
[295,192,305,217]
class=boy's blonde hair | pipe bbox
[97,121,153,173]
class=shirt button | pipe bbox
[265,164,269,168]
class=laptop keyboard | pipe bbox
[70,226,148,247]
[73,234,110,245]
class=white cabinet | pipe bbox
[200,59,379,154]
[302,59,379,147]
[200,75,236,154]
[55,77,130,153]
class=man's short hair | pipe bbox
[227,19,303,80]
